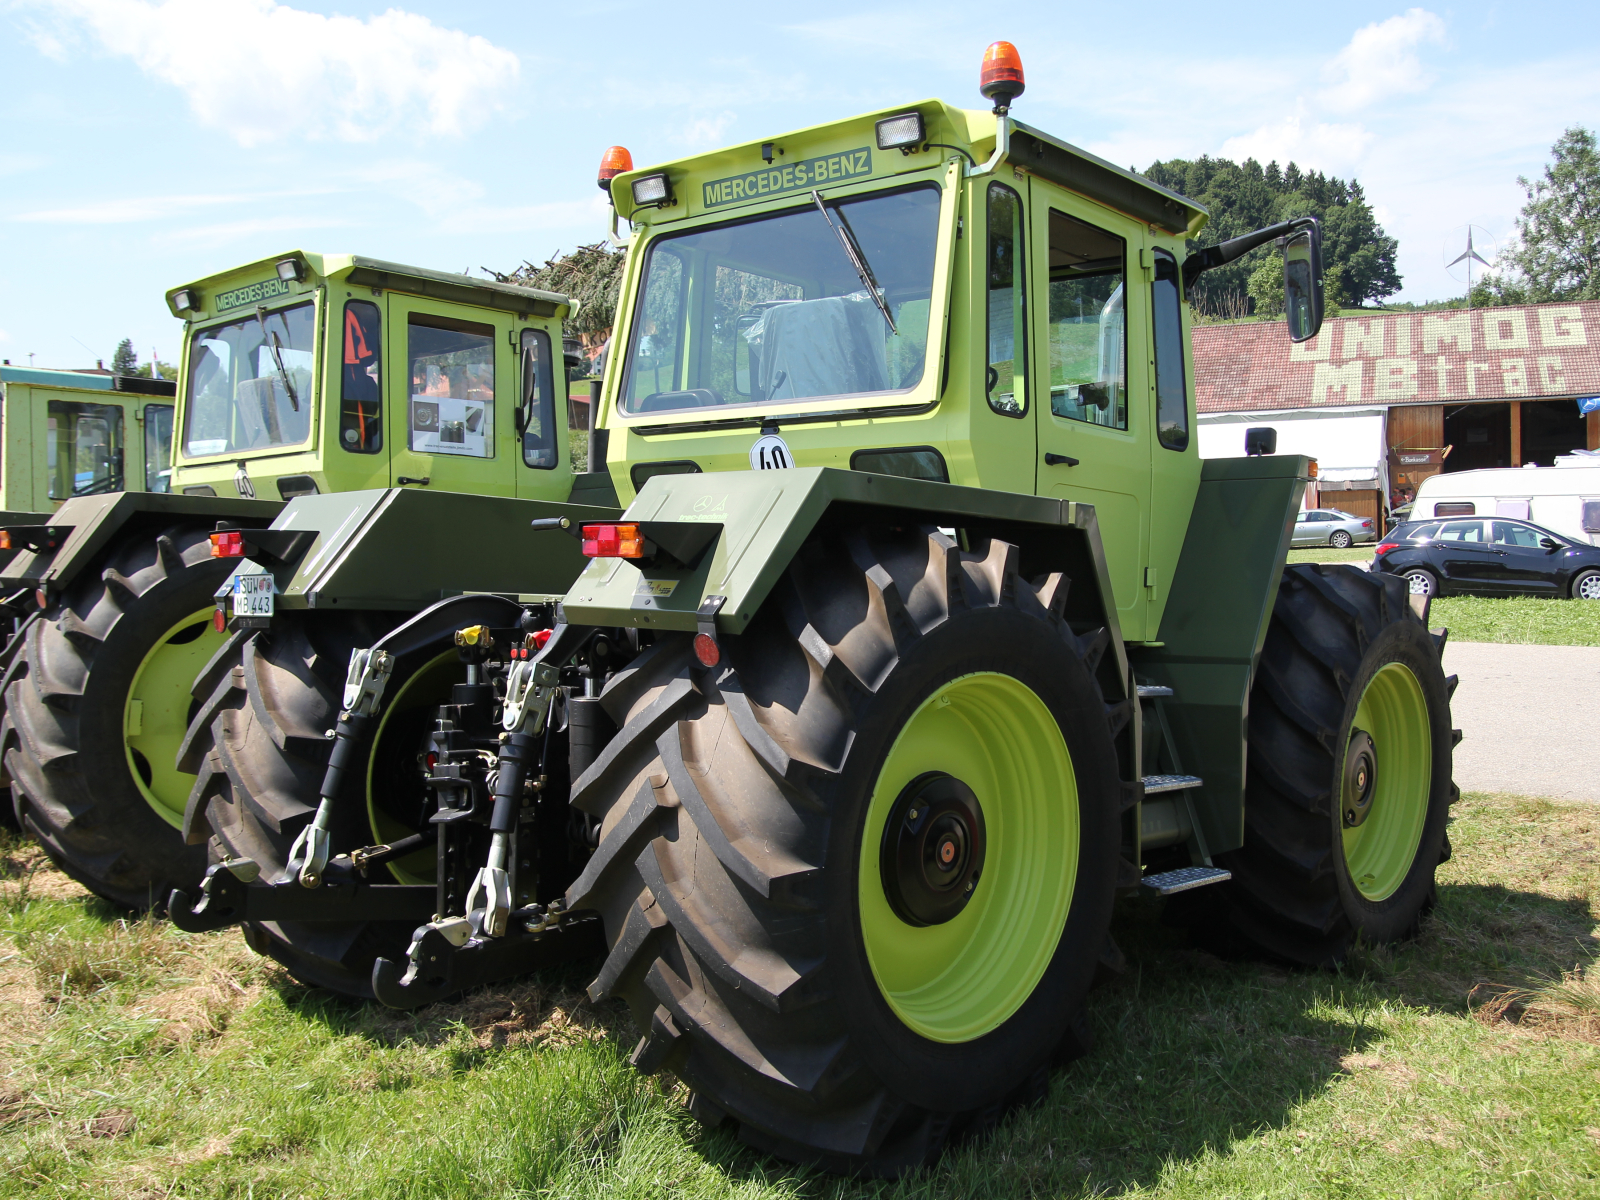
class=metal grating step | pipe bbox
[1141,773,1203,795]
[1141,866,1232,896]
[1136,685,1174,699]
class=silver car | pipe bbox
[1292,508,1377,548]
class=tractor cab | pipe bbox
[165,254,575,504]
[0,365,175,517]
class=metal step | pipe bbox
[1141,773,1202,795]
[1136,685,1174,699]
[1141,866,1232,896]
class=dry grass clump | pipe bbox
[1472,966,1600,1043]
[365,976,622,1051]
[0,839,91,903]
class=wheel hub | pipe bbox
[1342,728,1378,827]
[881,772,986,926]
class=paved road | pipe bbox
[1443,641,1600,801]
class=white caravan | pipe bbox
[1413,460,1600,546]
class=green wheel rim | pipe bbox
[858,672,1078,1043]
[1341,662,1432,902]
[366,650,460,885]
[124,609,227,830]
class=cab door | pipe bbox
[386,298,517,496]
[512,323,572,502]
[1027,178,1152,631]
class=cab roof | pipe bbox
[167,252,571,321]
[610,99,1208,238]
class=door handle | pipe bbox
[397,476,431,487]
[1044,453,1080,467]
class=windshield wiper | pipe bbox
[810,190,897,335]
[255,305,300,411]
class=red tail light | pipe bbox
[581,523,645,558]
[213,607,227,632]
[210,531,245,558]
[1375,541,1400,555]
[1361,520,1373,529]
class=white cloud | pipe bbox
[1320,8,1446,112]
[30,0,519,145]
[674,113,737,149]
[150,214,355,250]
[1220,110,1375,173]
[12,190,328,224]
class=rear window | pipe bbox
[1583,500,1600,533]
[1437,520,1485,542]
[1404,522,1441,540]
[1433,501,1475,517]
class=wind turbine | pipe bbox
[1447,228,1491,309]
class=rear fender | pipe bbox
[1132,454,1313,855]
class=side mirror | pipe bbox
[1283,228,1324,343]
[1540,537,1560,550]
[1245,426,1277,456]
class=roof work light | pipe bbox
[597,145,633,191]
[630,173,672,207]
[275,257,304,283]
[979,41,1025,109]
[875,111,925,152]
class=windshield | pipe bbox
[620,184,941,416]
[184,302,315,457]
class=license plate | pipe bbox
[232,573,275,618]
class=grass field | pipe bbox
[3,791,1596,1198]
[1286,548,1600,646]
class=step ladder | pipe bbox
[1133,684,1231,896]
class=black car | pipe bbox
[1373,516,1600,600]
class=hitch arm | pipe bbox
[168,862,436,933]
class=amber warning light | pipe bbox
[598,146,633,192]
[979,41,1025,108]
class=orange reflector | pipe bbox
[35,589,49,609]
[693,632,720,668]
[0,532,11,551]
[980,40,1026,105]
[210,531,245,558]
[1307,460,1320,479]
[581,523,645,558]
[598,145,633,191]
[213,608,227,632]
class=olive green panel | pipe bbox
[1129,454,1311,854]
[562,465,1129,690]
[0,509,52,575]
[263,487,622,612]
[0,491,281,591]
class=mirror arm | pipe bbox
[1182,217,1318,290]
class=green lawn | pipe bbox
[3,790,1595,1198]
[1285,550,1600,646]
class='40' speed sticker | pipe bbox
[750,433,793,470]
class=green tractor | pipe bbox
[170,41,1458,1175]
[0,363,179,816]
[1,254,616,907]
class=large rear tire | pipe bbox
[567,525,1122,1175]
[178,611,443,996]
[1192,564,1456,965]
[2,526,230,909]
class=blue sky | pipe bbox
[2,0,1597,372]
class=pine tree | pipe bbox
[111,338,137,375]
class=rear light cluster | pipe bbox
[210,531,246,558]
[0,533,12,551]
[581,523,645,558]
[1361,520,1373,529]
[1375,541,1400,556]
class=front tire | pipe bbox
[2,527,230,908]
[1330,530,1353,549]
[567,525,1122,1174]
[1192,564,1455,964]
[1571,569,1600,601]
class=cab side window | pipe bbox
[341,300,382,454]
[409,315,495,458]
[1437,520,1486,542]
[1151,248,1189,450]
[144,403,174,492]
[47,401,123,499]
[986,183,1027,416]
[519,328,558,469]
[1046,210,1127,429]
